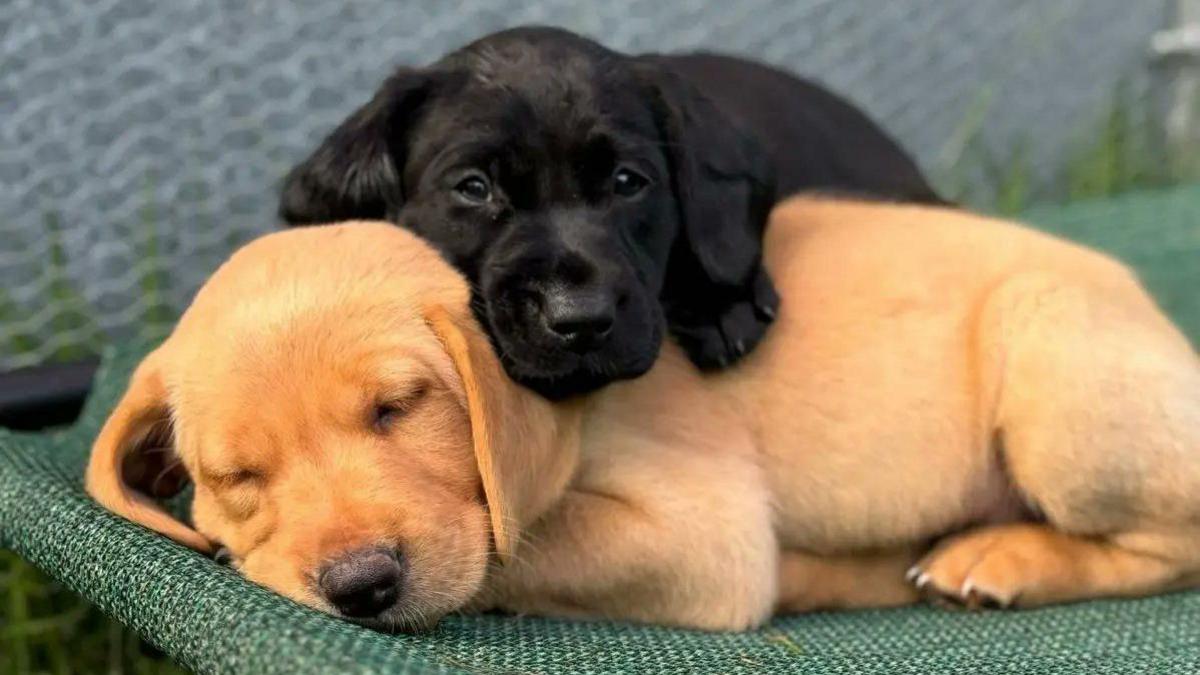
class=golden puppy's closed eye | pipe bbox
[371,381,430,431]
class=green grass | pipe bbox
[0,550,186,675]
[135,174,178,346]
[0,216,103,367]
[0,289,39,358]
[43,212,105,364]
[2,83,1199,674]
[938,78,1190,215]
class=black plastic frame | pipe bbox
[0,360,99,431]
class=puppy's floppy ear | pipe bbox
[424,305,569,564]
[85,349,211,553]
[635,58,777,291]
[279,67,441,225]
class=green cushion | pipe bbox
[3,186,1199,674]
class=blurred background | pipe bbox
[3,0,1200,371]
[2,1,1200,672]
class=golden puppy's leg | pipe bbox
[912,524,1200,608]
[777,548,922,613]
[914,272,1200,607]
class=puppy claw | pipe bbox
[905,565,940,598]
[959,580,1010,610]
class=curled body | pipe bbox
[88,197,1200,630]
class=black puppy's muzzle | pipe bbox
[538,284,621,352]
[478,216,663,395]
[488,246,630,359]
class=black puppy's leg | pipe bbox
[665,267,779,369]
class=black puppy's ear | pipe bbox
[279,68,439,225]
[634,59,779,369]
[636,59,777,290]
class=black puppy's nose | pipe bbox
[319,548,403,618]
[542,288,616,350]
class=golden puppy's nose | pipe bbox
[318,547,404,618]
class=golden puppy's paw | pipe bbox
[907,527,1052,609]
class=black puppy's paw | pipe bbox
[669,269,780,370]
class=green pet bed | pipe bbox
[2,186,1199,674]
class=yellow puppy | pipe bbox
[86,197,1200,631]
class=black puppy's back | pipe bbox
[656,53,943,204]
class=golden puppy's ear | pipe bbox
[85,349,212,553]
[425,305,563,564]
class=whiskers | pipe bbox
[486,511,549,572]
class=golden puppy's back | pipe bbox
[720,197,1191,552]
[760,197,1144,308]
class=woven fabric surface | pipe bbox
[2,187,1199,674]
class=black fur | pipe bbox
[280,26,943,398]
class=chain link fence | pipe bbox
[0,0,1188,369]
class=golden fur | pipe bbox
[87,197,1200,630]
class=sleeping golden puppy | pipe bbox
[87,197,1200,631]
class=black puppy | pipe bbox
[280,26,941,398]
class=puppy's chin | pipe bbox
[483,301,664,399]
[343,608,445,634]
[253,572,467,634]
[334,557,488,633]
[311,553,488,634]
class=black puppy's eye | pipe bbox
[613,167,649,198]
[454,173,492,204]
